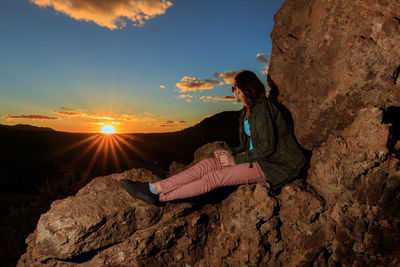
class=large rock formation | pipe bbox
[269,0,400,150]
[19,0,400,266]
[268,0,400,265]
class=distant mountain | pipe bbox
[181,109,243,133]
[129,110,242,166]
[0,124,55,132]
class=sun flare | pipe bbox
[100,125,116,134]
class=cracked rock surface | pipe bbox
[269,0,400,150]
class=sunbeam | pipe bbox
[50,134,100,158]
[109,135,121,172]
[114,134,153,163]
[52,132,153,181]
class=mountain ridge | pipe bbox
[0,124,55,132]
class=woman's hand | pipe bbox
[214,149,236,166]
[219,153,236,166]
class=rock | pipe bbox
[18,168,164,265]
[272,180,329,266]
[192,141,230,163]
[203,181,277,266]
[169,161,187,176]
[269,0,400,150]
[308,107,389,204]
[267,1,400,263]
[169,141,231,177]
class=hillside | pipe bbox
[0,124,55,132]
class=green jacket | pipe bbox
[232,98,307,191]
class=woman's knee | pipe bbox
[202,169,225,189]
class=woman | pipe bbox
[120,70,307,206]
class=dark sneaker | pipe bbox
[119,179,163,206]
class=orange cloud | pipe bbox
[176,94,193,99]
[52,107,88,116]
[157,120,187,127]
[207,96,235,101]
[176,76,223,92]
[201,95,235,103]
[213,70,238,84]
[50,106,191,130]
[3,114,59,121]
[261,66,269,75]
[52,110,81,116]
[60,107,75,111]
[29,0,173,30]
[53,107,141,123]
[85,114,140,123]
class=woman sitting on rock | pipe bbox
[120,70,307,206]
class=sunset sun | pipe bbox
[100,125,116,134]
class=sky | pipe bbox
[0,0,285,133]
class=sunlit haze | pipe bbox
[101,125,116,134]
[0,0,284,133]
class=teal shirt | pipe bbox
[244,118,253,150]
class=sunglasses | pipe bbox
[231,85,237,93]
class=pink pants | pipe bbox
[158,158,266,202]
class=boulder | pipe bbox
[269,0,400,150]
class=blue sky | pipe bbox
[0,0,285,133]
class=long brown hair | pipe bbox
[234,70,267,113]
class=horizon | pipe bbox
[0,0,284,133]
[0,108,235,134]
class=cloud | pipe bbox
[176,76,223,92]
[86,114,139,123]
[261,65,269,75]
[29,0,173,30]
[213,70,238,84]
[3,114,59,121]
[175,93,234,103]
[52,110,81,116]
[60,107,75,111]
[256,53,269,75]
[175,94,194,103]
[160,85,165,89]
[176,94,193,99]
[157,119,187,127]
[53,107,142,123]
[256,53,269,64]
[201,95,235,103]
[207,96,235,101]
[51,106,190,129]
